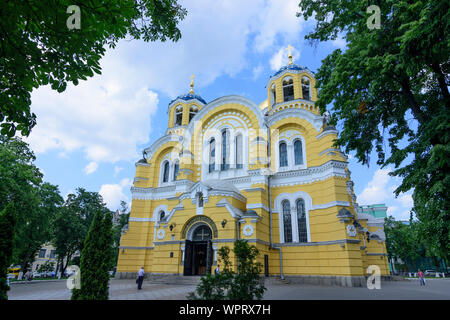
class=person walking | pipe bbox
[418,269,426,286]
[215,264,220,275]
[137,266,145,290]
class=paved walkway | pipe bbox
[8,278,450,300]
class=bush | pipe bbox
[71,210,113,300]
[188,240,266,300]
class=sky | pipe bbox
[24,0,413,220]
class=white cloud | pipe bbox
[253,0,305,53]
[252,65,264,80]
[84,162,98,175]
[398,194,413,208]
[357,168,392,204]
[26,0,308,164]
[357,167,414,221]
[270,46,301,71]
[26,62,159,163]
[114,166,124,177]
[99,178,132,210]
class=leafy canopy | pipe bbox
[0,136,63,272]
[297,0,449,261]
[0,0,187,137]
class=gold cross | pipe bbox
[286,45,294,65]
[190,74,195,93]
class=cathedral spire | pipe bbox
[286,45,294,65]
[189,74,195,94]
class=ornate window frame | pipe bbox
[274,191,312,243]
[201,120,249,181]
[275,133,307,172]
[282,76,294,102]
[301,76,311,101]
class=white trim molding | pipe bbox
[266,107,324,132]
[271,160,347,187]
[274,191,312,244]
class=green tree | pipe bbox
[72,210,113,300]
[37,261,55,274]
[53,188,111,276]
[0,136,62,273]
[52,206,84,276]
[0,204,16,300]
[0,0,187,137]
[297,0,449,263]
[384,216,420,271]
[188,240,266,300]
[14,182,63,274]
[111,201,130,270]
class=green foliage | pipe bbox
[0,0,187,137]
[111,201,130,269]
[0,136,62,273]
[384,216,420,268]
[298,0,449,262]
[72,211,113,300]
[53,188,112,275]
[37,261,55,274]
[188,240,266,300]
[0,204,16,300]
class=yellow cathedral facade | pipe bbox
[116,48,389,287]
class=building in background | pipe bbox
[356,204,387,219]
[31,243,58,274]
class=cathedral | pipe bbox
[116,47,389,287]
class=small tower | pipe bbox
[167,75,206,130]
[267,45,317,110]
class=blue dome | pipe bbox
[271,64,305,78]
[169,93,207,105]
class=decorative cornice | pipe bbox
[271,160,347,187]
[246,203,270,212]
[129,217,153,222]
[316,129,339,140]
[143,134,182,163]
[216,198,244,218]
[266,107,324,132]
[268,67,315,82]
[119,246,154,250]
[274,239,360,247]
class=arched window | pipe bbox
[159,210,166,221]
[189,106,198,122]
[193,225,211,241]
[174,106,183,126]
[221,130,229,171]
[162,161,170,183]
[173,160,179,181]
[283,77,294,102]
[209,138,215,173]
[282,200,292,243]
[302,77,310,100]
[271,83,276,106]
[294,140,303,165]
[279,142,288,167]
[296,199,307,242]
[235,134,243,169]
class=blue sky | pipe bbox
[25,0,413,220]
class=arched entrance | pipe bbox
[183,224,213,276]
